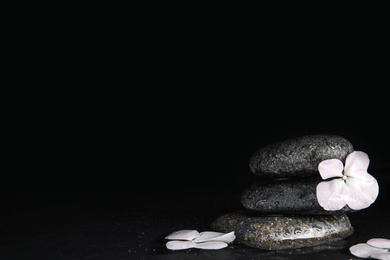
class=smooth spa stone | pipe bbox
[249,134,354,179]
[241,176,356,215]
[211,210,354,250]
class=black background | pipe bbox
[2,8,389,259]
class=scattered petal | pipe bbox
[346,175,379,210]
[192,231,223,242]
[350,243,383,258]
[367,238,390,249]
[165,230,236,251]
[193,241,228,250]
[350,241,390,260]
[165,230,200,241]
[318,159,344,180]
[166,241,196,250]
[344,151,370,177]
[371,252,390,260]
[316,178,349,210]
[193,231,235,243]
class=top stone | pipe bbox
[249,135,354,179]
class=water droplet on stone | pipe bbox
[256,197,268,206]
[313,225,323,232]
[294,228,302,234]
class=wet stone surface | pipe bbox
[249,135,354,179]
[211,210,354,250]
[241,176,356,215]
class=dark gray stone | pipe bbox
[241,176,356,215]
[249,135,354,179]
[211,210,354,250]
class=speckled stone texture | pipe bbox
[249,135,354,179]
[211,210,354,250]
[241,176,356,215]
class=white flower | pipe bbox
[350,238,390,260]
[165,230,235,250]
[316,151,379,211]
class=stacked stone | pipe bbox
[212,135,356,250]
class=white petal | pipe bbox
[346,174,379,210]
[344,151,370,177]
[367,238,390,249]
[318,159,344,180]
[193,232,223,242]
[350,243,387,258]
[370,252,390,260]
[166,241,196,250]
[193,231,235,243]
[193,241,228,250]
[165,230,200,241]
[316,179,349,211]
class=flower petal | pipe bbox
[350,243,387,258]
[370,252,390,260]
[346,174,379,210]
[193,231,235,243]
[193,241,228,250]
[344,151,370,177]
[166,241,196,250]
[367,238,390,249]
[316,179,349,211]
[318,159,344,180]
[165,230,200,241]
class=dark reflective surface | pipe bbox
[1,170,388,259]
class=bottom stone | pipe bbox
[211,210,354,250]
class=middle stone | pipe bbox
[241,176,356,215]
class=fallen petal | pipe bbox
[316,178,349,211]
[367,238,390,249]
[370,252,390,260]
[193,231,224,242]
[193,241,228,250]
[344,151,370,177]
[346,175,379,210]
[165,230,200,241]
[193,231,235,243]
[350,243,386,258]
[318,159,344,180]
[166,241,196,250]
